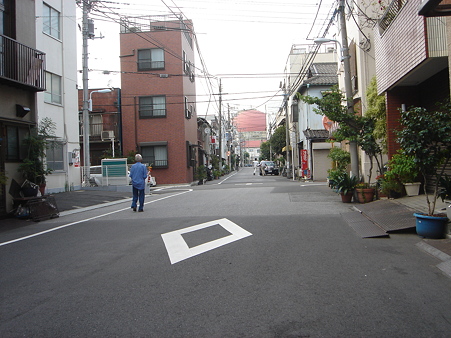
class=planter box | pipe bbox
[404,182,421,196]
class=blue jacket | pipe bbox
[129,162,147,190]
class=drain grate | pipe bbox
[341,212,388,238]
[355,200,416,232]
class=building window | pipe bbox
[137,48,164,71]
[141,145,168,168]
[139,96,166,118]
[6,125,28,161]
[1,0,15,37]
[43,3,60,39]
[46,140,64,171]
[45,72,62,104]
[184,97,192,119]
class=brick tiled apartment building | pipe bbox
[374,0,450,158]
[119,15,198,184]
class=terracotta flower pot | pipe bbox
[340,192,353,203]
[355,188,375,203]
[39,183,46,196]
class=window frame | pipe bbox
[139,95,166,118]
[137,48,165,71]
[44,71,62,104]
[46,139,64,171]
[43,3,60,40]
[140,143,168,168]
[5,125,28,161]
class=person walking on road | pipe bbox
[129,154,147,212]
[260,160,267,176]
[253,159,259,175]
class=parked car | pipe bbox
[260,161,279,175]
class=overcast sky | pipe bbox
[78,0,337,121]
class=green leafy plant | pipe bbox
[366,76,387,152]
[386,151,419,184]
[18,118,56,185]
[335,172,359,196]
[195,165,207,181]
[327,146,351,190]
[328,147,351,171]
[0,170,8,185]
[397,104,451,215]
[379,171,404,196]
[213,169,221,179]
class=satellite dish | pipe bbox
[322,116,334,131]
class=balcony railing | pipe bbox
[378,0,408,34]
[0,35,46,91]
[79,113,120,142]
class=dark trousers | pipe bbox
[132,186,145,211]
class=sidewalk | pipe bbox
[352,194,451,279]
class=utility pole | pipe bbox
[218,79,222,167]
[339,0,359,179]
[284,96,291,178]
[82,0,91,185]
[227,103,231,168]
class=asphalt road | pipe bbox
[1,168,450,337]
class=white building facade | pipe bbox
[35,0,80,193]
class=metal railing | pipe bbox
[0,34,46,91]
[78,116,120,141]
[378,0,408,34]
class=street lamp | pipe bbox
[82,88,112,186]
[313,38,344,61]
[89,88,112,111]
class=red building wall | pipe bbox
[385,69,449,159]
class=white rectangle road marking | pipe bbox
[161,218,252,264]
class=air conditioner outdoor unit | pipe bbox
[101,130,114,141]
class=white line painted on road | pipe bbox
[161,218,252,264]
[235,183,263,186]
[300,183,328,187]
[217,171,237,185]
[0,189,193,247]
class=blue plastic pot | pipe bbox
[414,213,449,239]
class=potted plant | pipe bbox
[355,182,376,204]
[386,151,421,196]
[18,118,55,196]
[379,171,404,199]
[327,147,351,190]
[335,172,359,203]
[195,165,207,185]
[397,105,451,238]
[213,169,221,179]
